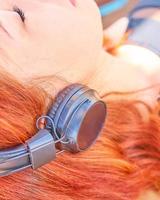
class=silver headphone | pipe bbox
[0,83,107,177]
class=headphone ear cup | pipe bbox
[46,83,107,153]
[46,83,85,138]
[60,90,107,152]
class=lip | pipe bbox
[69,0,77,7]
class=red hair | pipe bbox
[0,69,160,200]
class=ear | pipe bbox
[103,17,129,50]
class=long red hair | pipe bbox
[0,69,160,200]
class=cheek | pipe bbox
[31,5,103,70]
[57,17,102,70]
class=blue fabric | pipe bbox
[127,0,160,56]
[127,18,160,56]
[129,0,160,18]
[128,18,145,29]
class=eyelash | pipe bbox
[13,6,25,22]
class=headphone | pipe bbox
[0,83,107,177]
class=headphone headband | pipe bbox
[0,83,107,177]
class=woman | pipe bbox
[0,0,160,199]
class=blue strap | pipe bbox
[99,0,128,17]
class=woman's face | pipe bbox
[0,0,103,81]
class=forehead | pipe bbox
[3,0,75,8]
[0,0,49,10]
[0,0,38,10]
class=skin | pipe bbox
[0,0,160,198]
[0,0,159,101]
[0,0,103,85]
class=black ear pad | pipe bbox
[46,83,86,138]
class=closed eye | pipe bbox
[13,6,25,22]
